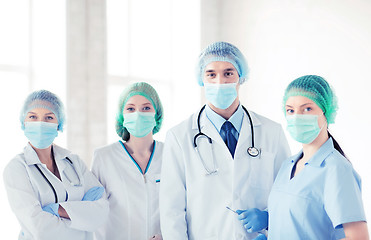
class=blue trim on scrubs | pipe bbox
[119,140,156,174]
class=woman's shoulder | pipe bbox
[91,141,124,167]
[154,140,164,148]
[3,152,28,182]
[325,150,352,169]
[94,141,123,154]
[324,150,361,182]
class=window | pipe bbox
[106,0,201,143]
[0,1,66,238]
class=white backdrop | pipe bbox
[1,0,370,238]
[220,0,371,232]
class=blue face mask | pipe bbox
[204,82,237,109]
[24,122,58,149]
[123,112,156,138]
[286,114,324,144]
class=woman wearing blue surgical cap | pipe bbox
[3,90,109,240]
[91,82,164,240]
[267,75,369,239]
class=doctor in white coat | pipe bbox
[92,82,164,240]
[3,90,109,240]
[159,42,291,240]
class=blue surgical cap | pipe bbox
[196,41,248,86]
[20,90,66,131]
[116,82,163,141]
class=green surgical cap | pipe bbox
[116,82,163,141]
[283,75,338,124]
[196,41,248,86]
[20,89,65,131]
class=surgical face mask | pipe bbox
[204,82,237,109]
[24,122,58,149]
[286,114,324,144]
[123,112,156,138]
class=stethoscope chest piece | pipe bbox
[247,147,260,157]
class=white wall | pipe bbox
[217,0,371,230]
[1,0,370,237]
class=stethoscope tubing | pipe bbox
[194,104,259,157]
[241,105,255,149]
[34,157,74,203]
[35,164,59,203]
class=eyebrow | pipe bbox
[28,111,54,115]
[224,68,236,72]
[286,103,313,108]
[125,102,152,106]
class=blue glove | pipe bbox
[253,233,267,240]
[82,186,104,201]
[236,208,268,233]
[42,203,60,217]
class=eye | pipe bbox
[143,106,152,111]
[225,72,234,77]
[28,115,37,119]
[286,109,294,114]
[206,73,216,78]
[304,107,312,112]
[46,116,54,120]
[126,107,135,111]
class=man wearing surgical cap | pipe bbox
[159,41,291,240]
[91,82,164,240]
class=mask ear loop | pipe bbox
[318,113,328,132]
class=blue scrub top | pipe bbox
[268,138,366,240]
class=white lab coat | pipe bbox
[91,140,163,240]
[3,143,109,240]
[159,109,291,240]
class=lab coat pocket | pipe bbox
[249,151,275,190]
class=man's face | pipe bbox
[203,61,239,84]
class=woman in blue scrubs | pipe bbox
[268,75,369,239]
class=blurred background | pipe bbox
[1,0,370,237]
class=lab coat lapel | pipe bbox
[199,111,226,147]
[192,110,233,160]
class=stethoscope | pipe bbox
[34,157,81,203]
[193,105,260,175]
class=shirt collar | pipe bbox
[205,104,243,133]
[290,138,335,167]
[24,143,72,166]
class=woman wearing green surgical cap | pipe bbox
[91,82,164,240]
[267,75,369,239]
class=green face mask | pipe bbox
[286,114,323,144]
[123,112,156,138]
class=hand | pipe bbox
[236,208,268,233]
[42,203,60,217]
[149,234,162,240]
[82,186,104,201]
[253,233,267,240]
[58,205,70,219]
